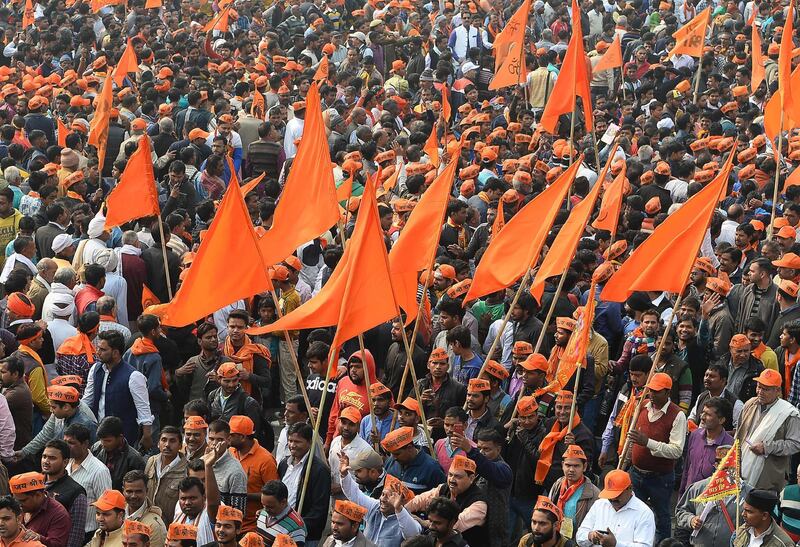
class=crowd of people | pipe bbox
[0,0,797,545]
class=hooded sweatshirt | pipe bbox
[326,349,377,444]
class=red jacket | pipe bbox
[325,349,377,444]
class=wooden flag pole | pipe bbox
[566,364,583,434]
[692,23,712,105]
[396,322,436,456]
[768,113,785,238]
[269,289,313,413]
[156,217,174,300]
[356,333,381,453]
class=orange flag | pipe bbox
[313,55,329,82]
[22,0,34,30]
[113,38,139,87]
[225,154,239,187]
[668,7,711,58]
[786,166,800,191]
[87,74,114,177]
[489,37,527,90]
[247,173,398,349]
[257,83,339,266]
[751,22,765,93]
[464,159,581,302]
[592,164,627,236]
[336,172,354,203]
[423,124,440,168]
[765,64,800,142]
[161,182,272,327]
[251,91,265,120]
[203,6,230,32]
[491,197,506,235]
[779,0,800,125]
[530,150,613,301]
[441,87,451,125]
[493,0,531,69]
[145,0,161,7]
[240,173,265,196]
[540,0,592,134]
[388,156,459,321]
[601,151,733,302]
[383,163,401,192]
[594,35,622,72]
[57,117,68,148]
[104,136,160,228]
[141,284,161,310]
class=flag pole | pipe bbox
[768,113,785,238]
[692,23,713,105]
[269,289,313,413]
[566,98,577,210]
[298,344,337,511]
[356,333,382,453]
[566,364,582,434]
[157,217,174,300]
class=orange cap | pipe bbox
[555,390,574,404]
[556,317,576,331]
[229,415,255,435]
[730,333,750,349]
[446,278,473,299]
[778,226,797,239]
[124,520,152,538]
[339,406,363,424]
[599,470,632,498]
[694,257,716,276]
[483,360,509,380]
[217,506,244,522]
[47,386,79,403]
[513,341,534,356]
[534,495,563,522]
[645,196,661,215]
[645,372,673,392]
[516,395,539,417]
[450,454,477,474]
[755,368,782,387]
[239,532,264,547]
[9,472,46,494]
[183,415,208,430]
[92,490,126,511]
[50,375,83,387]
[521,353,548,372]
[217,362,240,378]
[468,378,491,394]
[370,382,391,398]
[706,277,732,296]
[429,347,449,362]
[381,426,415,451]
[593,262,616,283]
[437,264,457,280]
[774,252,800,269]
[334,500,367,523]
[273,534,297,547]
[562,444,587,461]
[779,279,799,298]
[167,524,198,541]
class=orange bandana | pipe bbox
[535,414,581,484]
[223,335,271,395]
[58,332,96,363]
[131,338,159,356]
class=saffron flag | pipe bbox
[539,0,592,134]
[141,284,161,310]
[492,197,506,236]
[751,23,765,93]
[530,147,614,301]
[786,166,800,191]
[591,163,627,236]
[22,0,34,30]
[240,173,265,196]
[203,6,231,32]
[247,173,398,348]
[225,154,239,186]
[383,163,401,192]
[113,38,139,87]
[145,0,161,8]
[57,117,68,148]
[489,37,527,90]
[778,0,800,126]
[493,0,531,69]
[251,90,265,120]
[441,87,451,124]
[104,136,160,228]
[692,440,740,502]
[765,65,800,142]
[601,150,734,302]
[161,181,272,327]
[87,74,114,178]
[464,159,581,302]
[423,124,440,168]
[389,156,459,322]
[667,7,711,58]
[313,55,329,82]
[594,35,623,72]
[336,172,354,203]
[257,83,339,266]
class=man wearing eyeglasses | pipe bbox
[575,469,655,547]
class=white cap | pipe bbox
[51,234,74,254]
[461,61,479,74]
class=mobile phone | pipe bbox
[452,423,464,435]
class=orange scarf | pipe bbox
[19,344,45,371]
[785,351,800,397]
[546,345,564,383]
[223,335,271,395]
[446,219,467,248]
[131,337,159,356]
[557,475,586,512]
[58,332,96,363]
[66,191,84,202]
[614,388,643,455]
[535,414,580,484]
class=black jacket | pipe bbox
[278,454,330,540]
[504,421,547,500]
[540,416,595,491]
[714,353,764,403]
[46,473,86,512]
[141,244,181,304]
[91,440,146,491]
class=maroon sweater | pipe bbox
[631,401,681,473]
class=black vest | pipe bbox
[46,474,86,512]
[438,482,489,547]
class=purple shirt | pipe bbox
[679,427,734,495]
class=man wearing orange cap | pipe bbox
[418,346,467,434]
[322,500,375,547]
[382,426,445,495]
[228,415,278,532]
[537,391,595,492]
[730,258,780,335]
[0,496,46,547]
[715,333,765,403]
[518,495,576,547]
[120,470,166,547]
[576,469,655,546]
[327,406,371,499]
[206,361,262,435]
[325,350,377,447]
[700,276,735,359]
[547,445,599,539]
[86,490,127,547]
[625,372,687,541]
[9,471,71,547]
[548,317,595,413]
[736,368,800,491]
[766,280,800,349]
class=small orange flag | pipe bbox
[765,64,800,142]
[141,284,161,310]
[594,35,623,73]
[530,150,613,301]
[601,150,734,302]
[540,0,592,134]
[145,0,161,8]
[161,182,272,327]
[779,0,800,125]
[240,173,265,196]
[247,172,398,348]
[423,124,440,168]
[441,87,451,125]
[251,90,265,120]
[383,163,401,192]
[22,0,34,30]
[751,23,765,93]
[57,117,68,148]
[257,83,339,266]
[203,6,230,32]
[313,55,329,82]
[389,156,459,322]
[668,7,710,58]
[592,163,627,237]
[113,39,139,87]
[104,136,160,228]
[491,197,506,236]
[225,154,239,187]
[464,159,582,302]
[489,37,527,90]
[336,172,354,203]
[493,0,531,70]
[87,74,114,177]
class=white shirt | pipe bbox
[68,452,113,532]
[99,272,129,326]
[282,453,309,508]
[719,219,739,246]
[284,117,305,159]
[48,318,77,354]
[745,525,770,547]
[485,319,514,368]
[576,495,656,547]
[448,25,492,61]
[172,503,214,545]
[81,361,153,425]
[643,400,688,460]
[328,434,372,489]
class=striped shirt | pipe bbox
[67,452,112,533]
[256,506,306,546]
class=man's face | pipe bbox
[184,428,206,452]
[398,407,418,427]
[0,196,10,216]
[372,395,391,416]
[439,311,460,331]
[178,486,205,518]
[338,418,359,440]
[284,403,306,425]
[466,391,486,411]
[787,209,800,227]
[476,439,501,461]
[260,494,286,518]
[701,404,723,431]
[530,510,555,545]
[703,369,724,392]
[0,508,19,540]
[330,512,358,542]
[555,327,571,347]
[208,428,229,447]
[650,387,670,408]
[123,479,148,511]
[447,469,473,496]
[122,535,147,547]
[64,435,87,459]
[220,375,240,395]
[735,229,749,249]
[96,340,116,364]
[562,457,585,483]
[287,433,310,460]
[227,318,247,344]
[554,402,571,424]
[756,382,781,405]
[640,314,659,337]
[41,447,66,476]
[158,433,181,458]
[742,502,768,528]
[214,521,238,544]
[676,320,696,341]
[427,513,453,539]
[443,416,465,436]
[731,345,750,364]
[0,362,13,388]
[348,360,365,384]
[96,509,124,532]
[630,370,648,388]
